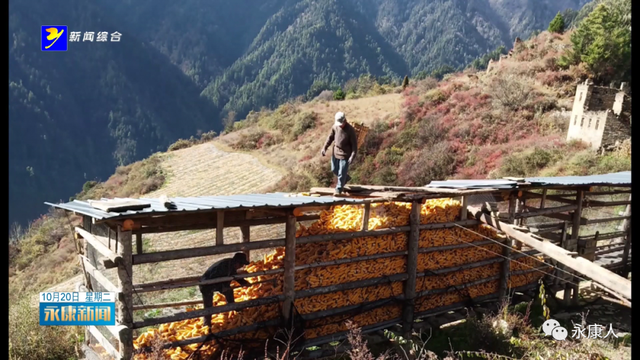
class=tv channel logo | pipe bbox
[41,25,68,51]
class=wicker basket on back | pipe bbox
[352,122,369,149]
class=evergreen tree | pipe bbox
[402,75,409,89]
[560,3,631,84]
[333,88,346,100]
[548,12,565,34]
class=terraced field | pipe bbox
[129,142,288,306]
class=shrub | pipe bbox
[199,130,217,142]
[256,132,282,148]
[10,296,82,360]
[82,180,97,193]
[498,147,562,177]
[290,111,317,140]
[333,88,346,100]
[489,74,534,110]
[314,90,334,102]
[397,142,456,186]
[548,12,566,34]
[167,138,194,151]
[230,129,266,151]
[423,88,447,104]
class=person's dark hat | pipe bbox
[233,252,250,265]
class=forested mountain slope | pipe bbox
[9,0,217,226]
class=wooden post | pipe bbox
[216,211,224,246]
[554,222,568,287]
[508,193,521,250]
[621,197,631,277]
[495,202,511,302]
[362,203,371,231]
[460,196,468,221]
[135,233,143,254]
[402,201,420,339]
[241,228,251,260]
[81,216,93,348]
[540,189,547,209]
[282,213,297,327]
[570,190,584,305]
[116,226,133,360]
[584,232,598,262]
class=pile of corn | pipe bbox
[133,199,548,359]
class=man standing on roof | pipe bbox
[321,112,358,196]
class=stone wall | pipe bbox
[567,110,609,149]
[602,112,632,148]
[613,92,631,116]
[585,86,619,111]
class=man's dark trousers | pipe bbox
[331,155,351,192]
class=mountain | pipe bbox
[9,0,217,226]
[10,0,592,226]
[94,0,591,121]
[200,0,590,119]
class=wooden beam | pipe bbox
[132,238,285,265]
[79,255,121,293]
[240,225,250,260]
[295,251,406,271]
[216,211,224,246]
[514,204,578,219]
[296,274,408,299]
[132,299,203,311]
[460,196,468,220]
[296,219,479,245]
[104,324,130,346]
[132,214,320,234]
[362,203,371,231]
[132,295,284,329]
[540,189,547,209]
[133,268,283,293]
[283,213,297,327]
[133,318,283,353]
[594,245,627,256]
[135,233,143,255]
[533,210,587,225]
[554,222,569,287]
[621,197,632,277]
[586,189,632,196]
[402,201,420,338]
[468,206,631,301]
[115,226,133,359]
[494,202,511,301]
[579,231,627,242]
[76,227,121,268]
[88,326,120,360]
[293,205,332,217]
[584,199,632,207]
[586,215,632,225]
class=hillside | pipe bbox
[9,0,218,226]
[218,32,630,192]
[10,0,591,227]
[9,1,631,358]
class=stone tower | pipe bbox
[566,80,631,150]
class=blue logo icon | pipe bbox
[41,25,68,51]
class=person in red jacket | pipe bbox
[321,112,358,195]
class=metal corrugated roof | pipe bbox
[45,193,365,221]
[426,179,517,189]
[524,171,631,186]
